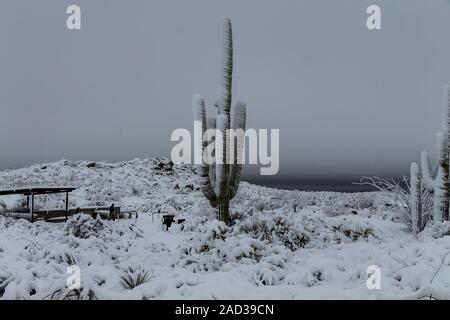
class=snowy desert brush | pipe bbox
[358,176,433,234]
[63,213,143,241]
[0,273,10,298]
[175,220,229,272]
[250,261,285,286]
[331,221,374,241]
[120,266,151,289]
[64,213,105,239]
[63,288,98,300]
[192,18,247,224]
[240,214,310,251]
[430,221,450,239]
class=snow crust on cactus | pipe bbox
[191,18,246,222]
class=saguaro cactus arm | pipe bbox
[421,151,436,191]
[410,162,422,236]
[421,133,446,188]
[229,102,247,199]
[222,18,233,115]
[215,114,230,200]
[193,95,218,206]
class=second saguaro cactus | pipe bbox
[193,18,247,224]
[421,86,450,222]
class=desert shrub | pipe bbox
[47,286,99,300]
[250,261,285,286]
[64,214,105,239]
[321,202,353,217]
[302,267,329,287]
[331,220,375,241]
[120,266,152,289]
[175,220,229,272]
[358,177,433,233]
[229,209,247,224]
[240,219,272,241]
[429,221,450,239]
[130,185,140,196]
[63,288,98,300]
[63,213,143,241]
[239,214,310,251]
[189,220,228,253]
[0,272,10,298]
[254,201,266,212]
[229,236,265,263]
[349,193,375,210]
[177,215,209,232]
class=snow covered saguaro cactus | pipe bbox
[420,86,450,222]
[192,18,247,224]
[410,162,422,235]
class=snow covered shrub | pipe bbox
[330,219,375,241]
[0,272,10,298]
[63,213,143,241]
[358,176,433,233]
[130,185,140,196]
[64,214,105,239]
[428,221,450,239]
[320,193,375,217]
[321,201,354,217]
[229,209,246,224]
[302,267,329,287]
[46,275,103,300]
[254,201,266,212]
[240,218,271,240]
[229,236,265,263]
[250,261,285,286]
[347,193,375,210]
[61,288,98,300]
[176,215,209,232]
[175,220,229,272]
[191,220,228,252]
[120,266,152,289]
[239,214,310,251]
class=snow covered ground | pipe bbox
[0,158,449,300]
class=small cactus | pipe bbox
[193,18,246,224]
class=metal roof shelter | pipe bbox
[0,186,77,222]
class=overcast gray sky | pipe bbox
[1,0,450,184]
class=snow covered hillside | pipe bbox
[0,159,449,299]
